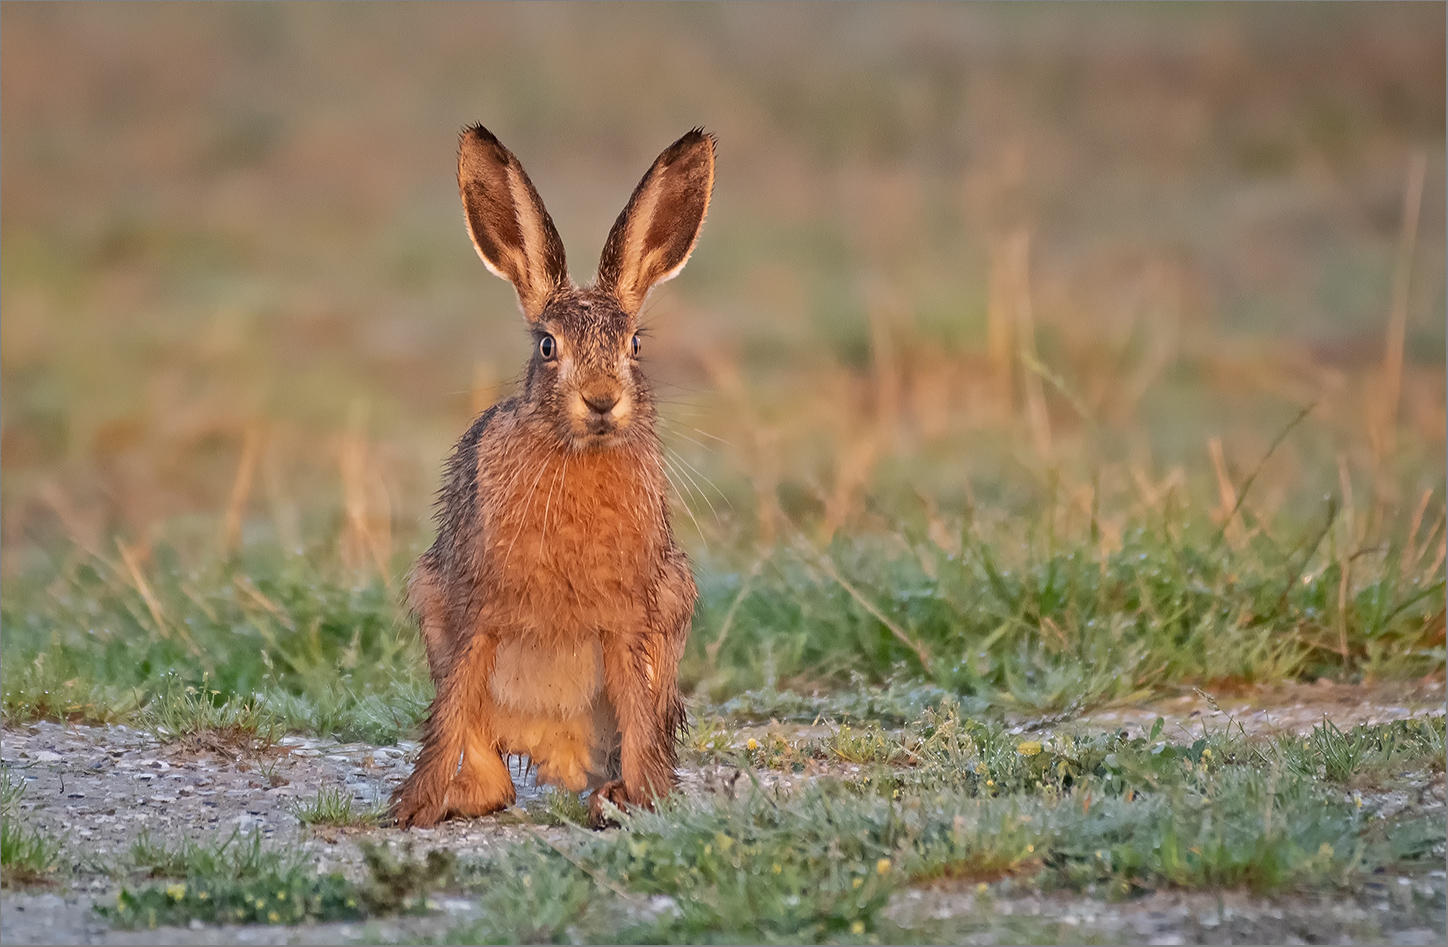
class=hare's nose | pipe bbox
[583,390,620,415]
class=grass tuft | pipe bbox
[139,673,279,751]
[1,770,62,887]
[287,785,388,829]
[128,828,302,881]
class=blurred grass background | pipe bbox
[2,2,1444,733]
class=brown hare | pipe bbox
[390,125,714,830]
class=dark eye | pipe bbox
[539,335,556,360]
[630,334,641,358]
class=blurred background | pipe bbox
[2,1,1443,596]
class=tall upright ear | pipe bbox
[596,129,715,315]
[458,125,569,321]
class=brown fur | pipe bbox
[391,125,714,829]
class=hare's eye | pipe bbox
[630,334,641,358]
[539,335,556,360]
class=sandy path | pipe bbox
[2,681,1444,945]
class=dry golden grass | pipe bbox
[1,5,1443,709]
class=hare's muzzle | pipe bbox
[570,378,632,446]
[582,390,620,416]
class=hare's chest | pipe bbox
[483,447,661,631]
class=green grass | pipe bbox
[105,861,364,930]
[440,714,1446,943]
[138,673,279,749]
[288,786,389,829]
[1,547,429,743]
[85,714,1444,939]
[127,827,304,883]
[1,770,62,887]
[685,511,1444,708]
[103,836,453,930]
[2,501,1440,743]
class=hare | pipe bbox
[390,125,713,830]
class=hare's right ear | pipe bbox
[458,125,569,321]
[596,129,715,315]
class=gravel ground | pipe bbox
[2,682,1444,945]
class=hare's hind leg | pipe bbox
[407,552,452,680]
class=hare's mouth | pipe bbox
[572,432,626,452]
[567,389,632,450]
[568,416,629,451]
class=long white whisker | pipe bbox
[639,452,667,523]
[657,420,731,455]
[505,454,554,569]
[688,426,734,447]
[661,453,704,513]
[665,447,724,523]
[538,455,568,556]
[661,458,709,553]
[665,446,733,511]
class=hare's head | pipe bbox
[458,125,714,452]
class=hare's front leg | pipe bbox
[589,558,694,827]
[589,633,678,826]
[446,713,516,817]
[393,633,513,827]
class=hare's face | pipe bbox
[525,289,652,452]
[456,125,712,452]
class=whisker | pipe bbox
[660,453,701,510]
[661,459,710,552]
[666,450,721,524]
[658,421,731,457]
[687,426,734,447]
[505,454,554,569]
[666,445,732,514]
[539,456,568,556]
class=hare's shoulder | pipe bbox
[428,399,525,556]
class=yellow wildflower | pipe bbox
[876,857,892,875]
[1016,741,1043,756]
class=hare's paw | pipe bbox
[446,769,516,818]
[587,779,631,829]
[390,779,446,829]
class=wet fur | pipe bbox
[392,126,712,829]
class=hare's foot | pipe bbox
[587,779,632,829]
[446,749,516,818]
[391,772,447,829]
[532,724,594,792]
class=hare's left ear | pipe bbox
[596,129,715,315]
